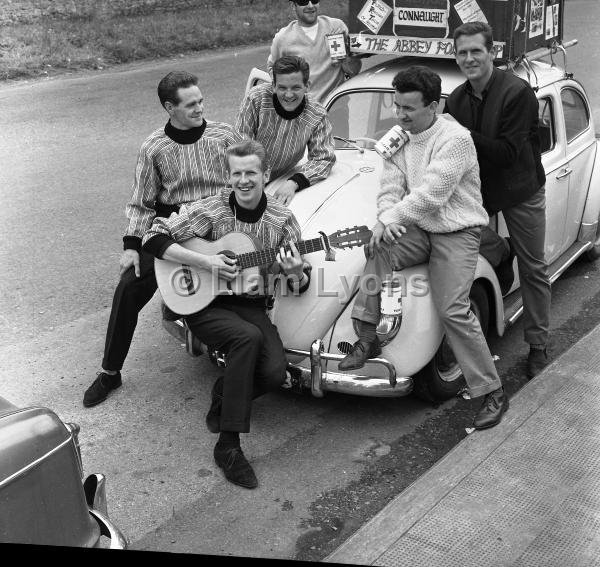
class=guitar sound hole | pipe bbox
[171,266,201,297]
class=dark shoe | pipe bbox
[526,347,548,379]
[338,337,382,371]
[496,237,516,295]
[213,445,258,489]
[473,387,509,430]
[206,377,223,434]
[83,371,122,407]
[161,301,181,321]
[282,365,303,392]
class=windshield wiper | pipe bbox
[333,135,365,153]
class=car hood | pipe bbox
[267,148,383,351]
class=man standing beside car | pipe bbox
[82,71,241,408]
[236,55,335,206]
[338,65,509,430]
[268,0,362,105]
[444,22,551,379]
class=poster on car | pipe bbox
[347,0,565,62]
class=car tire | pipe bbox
[412,281,490,403]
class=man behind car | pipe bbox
[82,71,241,408]
[268,0,362,104]
[235,55,336,206]
[444,22,551,379]
[338,65,509,430]
[142,139,311,489]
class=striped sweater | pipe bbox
[124,119,242,251]
[143,189,301,263]
[377,115,489,233]
[235,83,335,189]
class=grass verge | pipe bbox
[0,1,349,82]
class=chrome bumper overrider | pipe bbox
[286,339,413,398]
[84,473,128,549]
[163,319,413,398]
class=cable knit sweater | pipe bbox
[377,115,488,233]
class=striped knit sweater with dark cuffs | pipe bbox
[123,119,242,252]
[142,189,310,296]
[235,83,335,190]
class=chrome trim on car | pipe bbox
[64,422,83,476]
[0,435,74,489]
[89,508,128,549]
[578,221,598,244]
[85,474,128,549]
[286,340,412,397]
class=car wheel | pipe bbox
[412,281,490,403]
[583,211,600,261]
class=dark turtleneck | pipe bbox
[229,191,267,223]
[272,93,306,120]
[164,119,207,144]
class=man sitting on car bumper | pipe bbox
[142,139,310,488]
[338,65,508,430]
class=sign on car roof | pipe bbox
[347,0,565,62]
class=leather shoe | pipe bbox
[83,371,122,407]
[161,301,181,321]
[473,387,509,430]
[496,237,516,295]
[206,377,223,433]
[527,347,548,379]
[338,337,382,371]
[214,444,258,489]
[282,365,303,392]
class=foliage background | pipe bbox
[0,0,349,80]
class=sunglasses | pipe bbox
[294,0,320,6]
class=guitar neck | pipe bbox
[236,237,324,269]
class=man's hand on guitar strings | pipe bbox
[276,241,303,278]
[203,253,239,282]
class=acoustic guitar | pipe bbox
[155,225,372,315]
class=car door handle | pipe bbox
[556,167,573,179]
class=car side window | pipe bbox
[538,97,555,154]
[560,87,590,143]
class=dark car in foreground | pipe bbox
[0,395,127,548]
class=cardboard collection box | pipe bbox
[348,0,565,61]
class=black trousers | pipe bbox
[102,249,158,371]
[185,296,287,433]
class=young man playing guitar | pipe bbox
[142,139,310,489]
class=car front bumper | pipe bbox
[286,339,413,398]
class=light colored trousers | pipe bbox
[352,225,502,399]
[479,187,551,346]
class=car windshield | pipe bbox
[328,90,446,149]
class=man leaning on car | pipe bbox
[338,65,509,431]
[235,55,335,206]
[444,21,551,380]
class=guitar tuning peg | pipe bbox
[325,248,336,262]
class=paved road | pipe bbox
[0,0,599,560]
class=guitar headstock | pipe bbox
[327,225,373,250]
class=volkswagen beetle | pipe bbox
[166,46,600,403]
